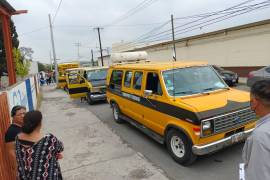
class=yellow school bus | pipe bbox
[57,62,79,88]
[106,60,257,165]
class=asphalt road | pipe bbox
[73,85,250,180]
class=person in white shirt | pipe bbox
[242,80,270,180]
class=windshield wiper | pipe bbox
[90,78,106,81]
[202,87,218,91]
[174,90,197,95]
[201,87,229,93]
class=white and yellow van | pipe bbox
[57,62,79,88]
[66,66,109,104]
[106,60,256,165]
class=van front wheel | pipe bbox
[112,103,124,123]
[86,93,94,105]
[166,130,197,166]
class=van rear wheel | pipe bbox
[112,103,124,123]
[166,129,197,166]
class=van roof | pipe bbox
[111,61,208,71]
[79,66,109,71]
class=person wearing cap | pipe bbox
[242,80,270,180]
[4,105,26,161]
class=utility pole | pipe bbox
[48,14,58,84]
[49,51,52,71]
[74,42,81,59]
[91,49,94,67]
[94,27,104,66]
[171,14,177,61]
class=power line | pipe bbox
[114,20,170,50]
[52,22,164,29]
[19,26,49,36]
[140,1,270,43]
[52,0,63,24]
[123,0,269,48]
[104,0,159,27]
[138,0,259,43]
[137,2,270,44]
[115,1,256,49]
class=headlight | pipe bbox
[202,121,211,130]
[202,121,213,136]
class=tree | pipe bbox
[0,19,19,73]
[13,48,30,77]
[38,62,46,72]
[38,62,51,72]
[19,47,34,61]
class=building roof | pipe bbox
[111,61,208,71]
[132,18,270,51]
[0,0,16,14]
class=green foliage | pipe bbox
[38,62,51,72]
[38,62,46,72]
[13,48,30,77]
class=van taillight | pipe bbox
[248,72,254,78]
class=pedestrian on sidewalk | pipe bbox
[5,105,26,163]
[15,110,64,180]
[46,71,52,85]
[242,80,270,180]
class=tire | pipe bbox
[166,129,197,166]
[111,103,124,124]
[86,93,94,105]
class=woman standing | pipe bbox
[15,111,64,180]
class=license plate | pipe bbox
[232,132,244,143]
[232,79,236,82]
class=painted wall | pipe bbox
[7,80,29,111]
[6,75,39,112]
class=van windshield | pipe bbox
[86,69,108,81]
[162,66,227,96]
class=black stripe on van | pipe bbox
[68,87,89,94]
[107,88,250,125]
[58,79,66,83]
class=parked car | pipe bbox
[107,60,256,165]
[247,66,270,87]
[212,65,239,86]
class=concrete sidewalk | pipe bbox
[40,85,169,180]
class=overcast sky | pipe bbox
[9,0,270,64]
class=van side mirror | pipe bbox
[144,90,153,97]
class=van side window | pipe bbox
[133,71,143,90]
[110,70,123,90]
[146,72,163,95]
[124,71,133,88]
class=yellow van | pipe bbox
[106,61,256,165]
[66,66,108,104]
[57,62,79,88]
